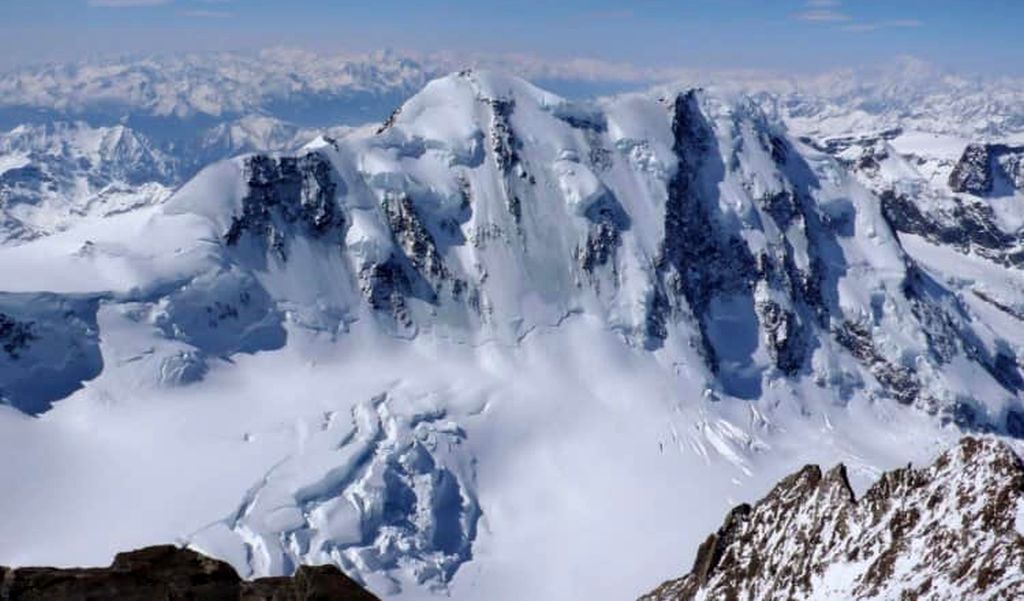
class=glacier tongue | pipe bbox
[1,70,1023,599]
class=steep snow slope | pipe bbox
[0,71,1022,600]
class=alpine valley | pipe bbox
[1,51,1024,600]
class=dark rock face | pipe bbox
[484,96,527,225]
[382,194,448,286]
[224,153,344,260]
[578,218,622,274]
[651,90,757,361]
[758,190,799,230]
[949,144,995,195]
[578,193,629,275]
[375,105,402,135]
[756,298,805,376]
[0,295,104,416]
[359,259,413,325]
[640,437,1024,601]
[879,189,1024,268]
[808,129,902,179]
[949,143,1024,196]
[834,320,922,405]
[363,192,469,324]
[487,97,520,176]
[0,312,34,358]
[650,91,819,381]
[0,545,379,601]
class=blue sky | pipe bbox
[1,0,1022,75]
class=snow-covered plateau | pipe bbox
[1,62,1024,600]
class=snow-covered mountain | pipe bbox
[0,121,176,242]
[1,67,1024,600]
[0,50,435,243]
[3,50,1022,246]
[641,436,1024,600]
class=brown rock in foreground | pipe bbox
[641,437,1024,601]
[0,545,380,601]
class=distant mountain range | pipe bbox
[3,50,1022,245]
[1,52,1024,600]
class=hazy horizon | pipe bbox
[2,0,1022,77]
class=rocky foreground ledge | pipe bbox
[642,437,1024,600]
[0,545,379,601]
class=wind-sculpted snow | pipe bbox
[3,70,1024,600]
[641,437,1024,600]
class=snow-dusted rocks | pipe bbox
[640,437,1024,601]
[950,144,998,196]
[949,144,1024,196]
[224,153,344,258]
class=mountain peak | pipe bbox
[642,437,1024,600]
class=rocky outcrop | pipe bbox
[484,94,529,224]
[382,193,449,288]
[641,437,1024,600]
[806,129,902,179]
[949,143,1024,195]
[224,152,344,260]
[0,312,34,359]
[833,320,922,406]
[879,189,1024,268]
[0,545,379,601]
[577,192,629,275]
[950,144,996,195]
[651,90,758,358]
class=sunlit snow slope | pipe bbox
[1,71,1023,600]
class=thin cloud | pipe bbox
[793,9,852,22]
[792,0,850,23]
[843,19,924,32]
[792,0,922,30]
[180,9,233,18]
[88,0,170,6]
[582,9,635,20]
